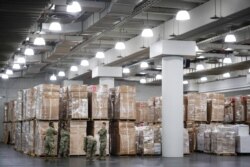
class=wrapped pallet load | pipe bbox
[114,86,136,120]
[196,124,209,152]
[22,121,35,155]
[136,102,151,123]
[154,97,162,123]
[69,120,87,155]
[184,128,190,154]
[111,121,136,155]
[35,84,60,120]
[246,96,250,123]
[15,91,23,121]
[34,121,58,156]
[234,96,245,123]
[24,88,36,120]
[14,122,22,151]
[67,85,88,119]
[224,97,234,123]
[88,85,109,119]
[206,93,225,122]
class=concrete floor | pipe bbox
[0,144,249,167]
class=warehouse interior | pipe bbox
[1,0,250,166]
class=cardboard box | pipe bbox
[67,85,87,92]
[14,122,22,151]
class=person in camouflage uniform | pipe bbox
[84,135,97,161]
[98,122,107,160]
[59,123,69,158]
[44,122,57,161]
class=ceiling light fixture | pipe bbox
[140,62,149,68]
[33,37,46,46]
[24,48,34,56]
[225,48,233,51]
[197,55,205,59]
[115,41,125,50]
[6,69,13,75]
[70,65,78,72]
[223,72,230,78]
[183,80,189,85]
[95,51,105,59]
[196,64,205,71]
[66,1,82,13]
[12,64,21,70]
[141,28,154,38]
[155,74,162,80]
[17,57,26,64]
[200,77,207,82]
[122,67,130,74]
[49,22,62,32]
[17,48,21,51]
[50,74,57,81]
[223,57,232,64]
[58,71,65,77]
[81,59,89,66]
[26,37,29,41]
[176,10,190,21]
[2,74,9,80]
[140,78,146,84]
[224,34,236,43]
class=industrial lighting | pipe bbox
[155,74,162,80]
[123,67,130,74]
[197,55,205,59]
[155,66,162,70]
[17,57,26,64]
[81,59,89,66]
[26,37,29,41]
[115,42,125,50]
[183,80,189,85]
[223,72,230,78]
[70,65,78,72]
[95,51,105,59]
[225,48,233,51]
[223,57,232,64]
[141,28,153,38]
[58,71,65,77]
[6,69,13,75]
[17,48,21,51]
[49,22,62,32]
[200,77,207,82]
[33,37,46,46]
[140,62,149,68]
[2,74,9,80]
[66,1,82,13]
[140,78,146,84]
[176,10,190,21]
[196,64,205,71]
[24,48,34,56]
[50,74,57,81]
[12,64,21,70]
[51,4,55,10]
[224,34,236,43]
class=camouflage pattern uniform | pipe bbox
[59,129,69,157]
[84,136,97,161]
[98,128,107,160]
[44,126,57,156]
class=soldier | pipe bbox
[84,135,97,161]
[44,121,57,161]
[59,123,69,158]
[98,122,107,160]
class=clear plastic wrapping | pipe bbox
[15,91,23,121]
[136,102,154,123]
[14,122,22,151]
[22,121,35,154]
[154,97,162,123]
[246,97,250,123]
[224,97,234,123]
[234,97,245,122]
[24,88,36,119]
[184,128,190,154]
[206,93,225,122]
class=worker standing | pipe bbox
[44,121,57,161]
[84,135,97,161]
[98,122,107,160]
[59,123,69,158]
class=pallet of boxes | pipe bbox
[14,91,23,151]
[110,85,137,156]
[65,85,88,156]
[87,85,109,156]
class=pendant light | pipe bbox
[176,10,190,21]
[122,67,130,74]
[155,74,162,80]
[50,74,57,81]
[81,59,89,66]
[200,77,207,82]
[140,62,149,68]
[66,1,82,13]
[33,37,46,46]
[24,48,34,56]
[183,80,189,85]
[49,22,62,32]
[223,72,230,78]
[223,57,232,64]
[141,13,153,38]
[58,71,65,77]
[224,34,236,43]
[95,51,105,59]
[70,65,78,72]
[12,64,21,70]
[196,64,205,71]
[2,74,9,80]
[17,57,26,64]
[6,69,13,75]
[140,78,146,84]
[115,42,125,50]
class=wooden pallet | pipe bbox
[215,153,237,156]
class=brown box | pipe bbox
[115,85,136,93]
[69,120,87,155]
[136,102,154,123]
[36,84,60,92]
[206,93,225,122]
[22,120,35,155]
[67,85,87,92]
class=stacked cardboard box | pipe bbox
[14,122,22,151]
[22,121,35,155]
[111,121,136,155]
[154,97,162,123]
[184,128,190,154]
[34,121,58,156]
[234,97,245,122]
[186,93,207,122]
[246,97,250,123]
[15,91,23,121]
[114,86,136,120]
[88,85,109,119]
[23,88,36,119]
[224,97,234,123]
[206,93,225,122]
[67,85,88,119]
[69,120,87,155]
[87,121,109,155]
[136,102,154,123]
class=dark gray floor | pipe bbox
[0,144,250,167]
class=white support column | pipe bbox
[99,77,115,88]
[162,56,184,157]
